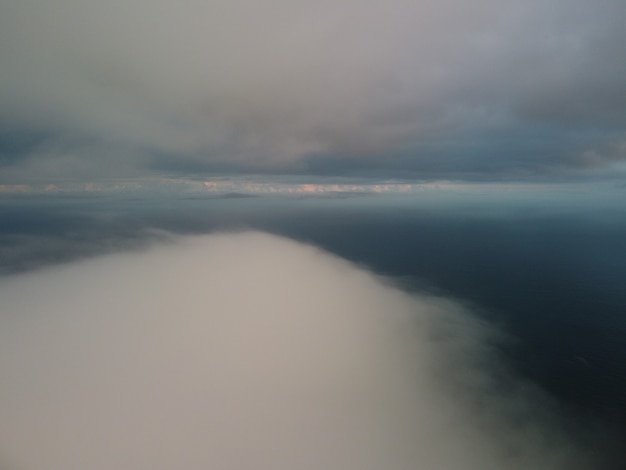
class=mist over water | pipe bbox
[0,232,617,469]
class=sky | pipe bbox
[1,0,625,183]
[2,2,626,468]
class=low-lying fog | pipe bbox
[0,232,617,469]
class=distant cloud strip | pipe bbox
[0,178,576,196]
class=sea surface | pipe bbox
[2,189,625,444]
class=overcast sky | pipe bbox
[1,0,625,182]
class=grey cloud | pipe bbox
[0,232,619,469]
[0,0,624,180]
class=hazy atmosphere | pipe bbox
[1,1,625,469]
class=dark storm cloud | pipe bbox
[306,127,626,179]
[0,0,624,180]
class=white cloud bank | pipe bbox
[0,233,615,469]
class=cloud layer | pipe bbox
[0,233,616,469]
[1,0,625,180]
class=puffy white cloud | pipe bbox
[0,232,611,469]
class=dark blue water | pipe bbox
[2,193,626,434]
